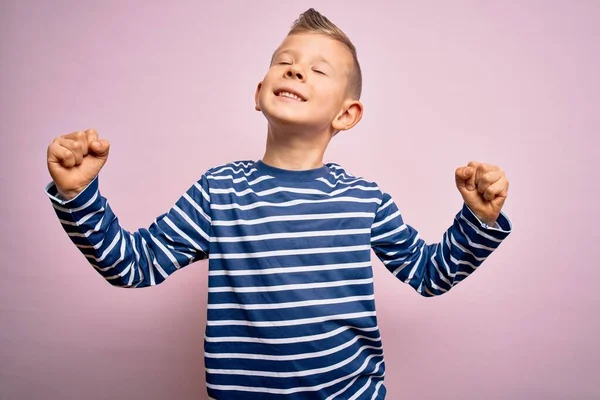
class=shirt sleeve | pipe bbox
[370,192,512,297]
[44,175,212,288]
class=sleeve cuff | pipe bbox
[462,204,512,234]
[44,176,99,208]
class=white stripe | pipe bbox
[205,325,379,345]
[198,182,211,203]
[207,174,272,185]
[141,236,167,282]
[371,209,401,229]
[210,228,370,243]
[211,196,380,211]
[90,234,125,272]
[206,343,382,378]
[150,234,181,269]
[211,212,374,226]
[207,310,376,327]
[210,184,379,198]
[459,213,503,243]
[456,221,496,251]
[67,215,104,238]
[210,166,258,176]
[404,245,425,283]
[329,358,385,400]
[206,332,380,361]
[450,255,478,270]
[84,230,121,262]
[371,224,407,243]
[348,360,385,400]
[429,245,452,288]
[104,261,133,281]
[449,233,487,261]
[381,233,419,263]
[183,193,211,223]
[328,168,357,180]
[130,235,142,284]
[52,189,100,213]
[377,198,393,213]
[173,205,210,242]
[58,207,104,226]
[76,238,104,249]
[209,261,371,276]
[127,255,136,286]
[210,244,370,260]
[230,161,254,168]
[370,380,384,400]
[439,232,452,277]
[391,260,412,277]
[208,294,375,310]
[208,278,373,294]
[163,216,204,252]
[205,353,384,395]
[316,176,366,187]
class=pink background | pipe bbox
[2,0,598,399]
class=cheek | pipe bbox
[318,86,344,110]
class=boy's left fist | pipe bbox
[455,161,509,226]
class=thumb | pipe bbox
[89,139,110,159]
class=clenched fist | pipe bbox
[47,129,110,200]
[455,161,509,226]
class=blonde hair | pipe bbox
[287,8,362,100]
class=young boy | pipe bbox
[45,8,511,400]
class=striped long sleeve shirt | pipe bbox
[45,160,512,399]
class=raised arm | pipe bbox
[370,162,512,296]
[45,129,212,287]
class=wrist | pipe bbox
[56,187,83,201]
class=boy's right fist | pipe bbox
[47,129,110,200]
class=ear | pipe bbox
[254,82,263,111]
[331,100,364,132]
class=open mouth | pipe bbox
[275,90,306,102]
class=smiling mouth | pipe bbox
[275,90,306,102]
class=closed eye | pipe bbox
[313,69,326,75]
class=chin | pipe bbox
[262,106,306,126]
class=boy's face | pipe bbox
[255,33,361,134]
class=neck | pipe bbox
[261,124,333,170]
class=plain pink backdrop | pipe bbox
[2,1,598,399]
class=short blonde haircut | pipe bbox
[286,8,362,100]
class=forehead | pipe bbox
[273,33,353,70]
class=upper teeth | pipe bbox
[279,91,302,101]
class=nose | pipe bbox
[284,64,305,81]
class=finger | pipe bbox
[483,178,509,201]
[455,166,474,182]
[54,137,84,166]
[48,140,79,168]
[90,138,110,158]
[85,129,98,151]
[476,170,503,195]
[466,161,481,190]
[85,128,99,149]
[474,163,500,189]
[61,130,89,156]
